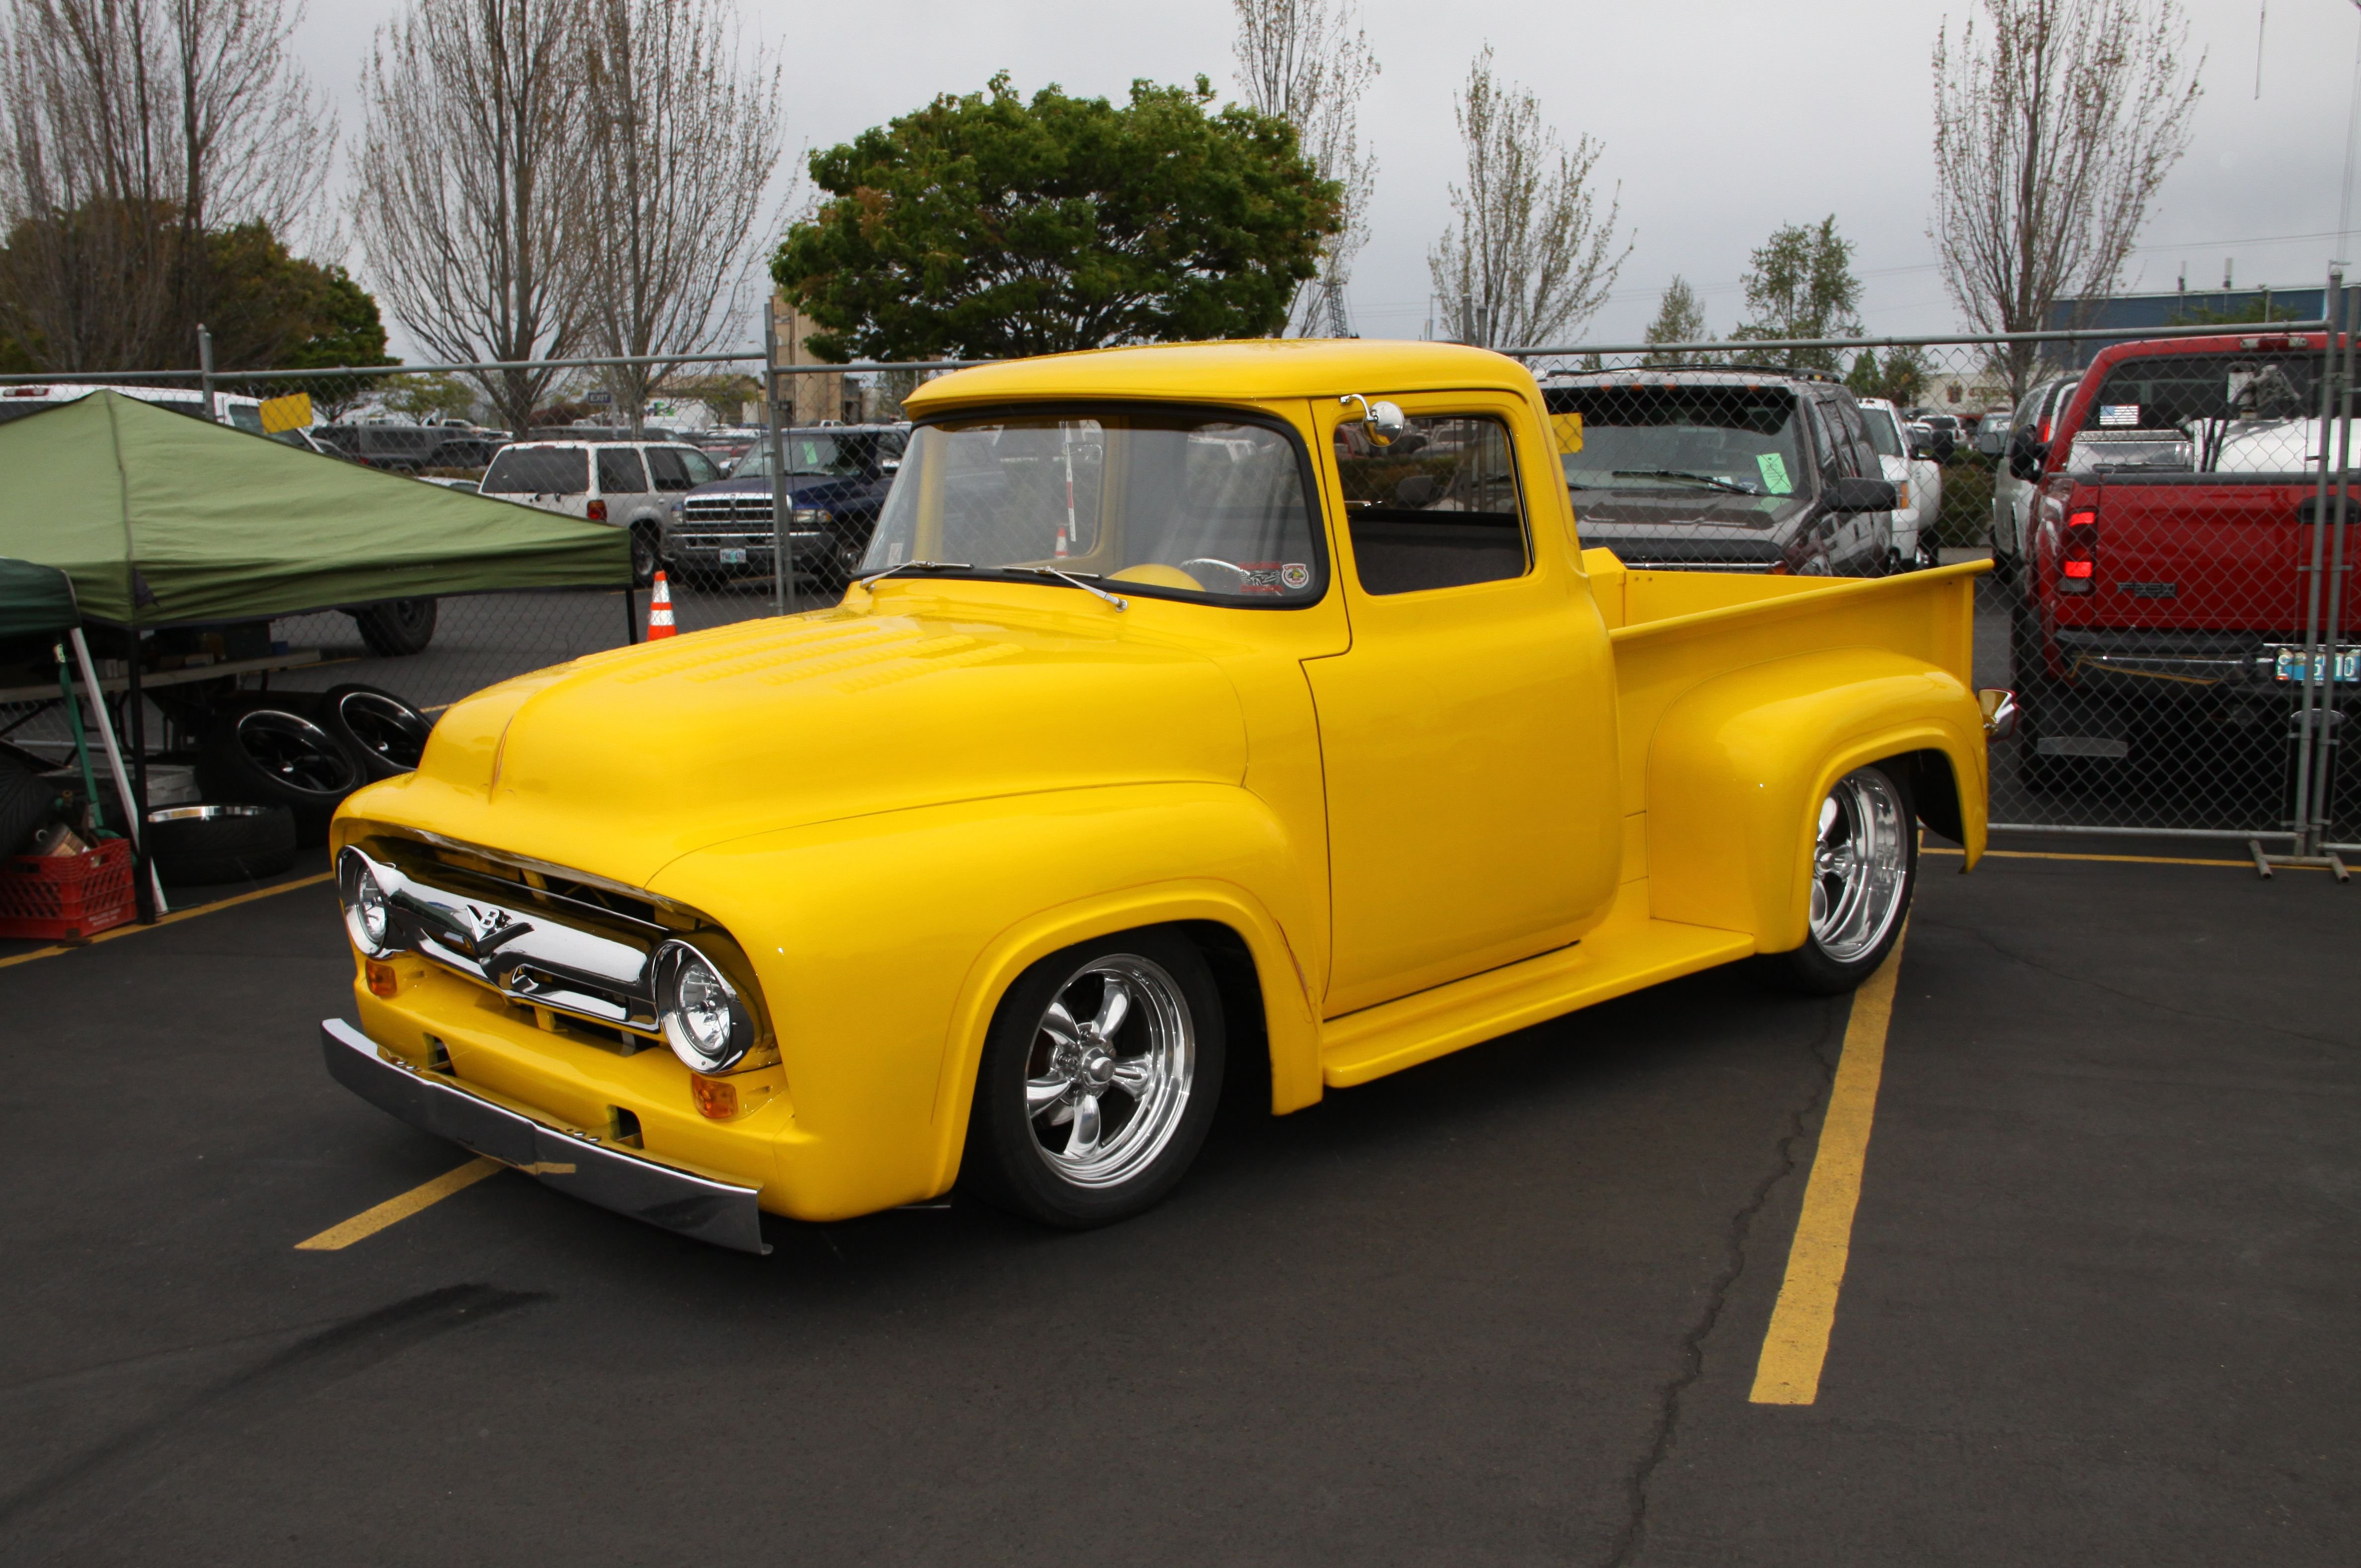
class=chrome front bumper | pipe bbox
[319,1019,769,1254]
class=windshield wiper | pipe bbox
[1015,565,1126,611]
[1611,469,1755,494]
[855,559,971,590]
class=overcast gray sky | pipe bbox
[293,0,2361,357]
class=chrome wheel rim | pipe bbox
[1808,769,1909,964]
[1023,954,1194,1189]
[235,710,358,795]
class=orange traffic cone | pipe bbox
[645,571,677,640]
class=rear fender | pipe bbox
[1646,649,1985,948]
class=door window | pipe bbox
[645,447,691,491]
[596,448,647,495]
[1334,414,1528,595]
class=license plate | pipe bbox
[718,548,748,565]
[2274,647,2361,683]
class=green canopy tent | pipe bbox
[0,390,625,625]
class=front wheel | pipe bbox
[959,930,1226,1229]
[1757,764,1916,995]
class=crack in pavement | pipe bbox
[0,1282,547,1565]
[1921,915,2357,1053]
[1594,1001,1847,1568]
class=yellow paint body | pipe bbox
[330,340,1987,1224]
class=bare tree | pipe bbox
[1230,0,1377,337]
[578,0,784,435]
[1427,47,1628,350]
[353,0,588,436]
[1931,0,2204,397]
[0,0,328,370]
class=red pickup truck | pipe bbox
[2009,330,2355,786]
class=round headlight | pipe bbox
[652,940,752,1073]
[338,847,401,958]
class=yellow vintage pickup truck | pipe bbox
[322,341,1998,1253]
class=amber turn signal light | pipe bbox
[365,959,399,998]
[691,1073,739,1119]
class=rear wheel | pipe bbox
[960,930,1225,1229]
[1758,764,1916,995]
[630,525,662,588]
[351,598,437,656]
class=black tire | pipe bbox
[630,525,662,589]
[318,683,433,779]
[146,803,297,886]
[351,598,438,656]
[0,755,54,858]
[195,707,362,845]
[959,929,1227,1229]
[1756,763,1918,995]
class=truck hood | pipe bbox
[366,603,1249,888]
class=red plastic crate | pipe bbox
[0,837,135,940]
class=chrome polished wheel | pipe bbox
[1023,954,1195,1189]
[1809,768,1910,964]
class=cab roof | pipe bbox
[903,338,1542,414]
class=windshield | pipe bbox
[732,433,866,478]
[1549,387,1806,497]
[481,447,588,495]
[1860,405,1904,459]
[861,410,1324,604]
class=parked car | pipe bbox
[1541,365,1900,575]
[478,438,722,586]
[317,338,1996,1251]
[1989,376,2079,574]
[314,422,503,473]
[1973,409,2012,457]
[672,424,908,591]
[1857,396,1943,569]
[1907,410,1962,462]
[2008,330,2348,783]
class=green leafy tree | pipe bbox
[1641,275,1710,365]
[382,373,479,421]
[1730,216,1862,372]
[2165,298,2303,327]
[773,73,1340,361]
[1845,345,1932,408]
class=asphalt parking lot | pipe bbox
[1,840,2352,1566]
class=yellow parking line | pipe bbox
[0,871,334,971]
[295,1156,503,1251]
[1750,925,1906,1406]
[1923,846,2250,868]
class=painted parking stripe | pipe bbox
[295,1156,503,1251]
[0,871,334,971]
[1750,924,1906,1406]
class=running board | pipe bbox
[1318,883,1753,1089]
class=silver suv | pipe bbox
[479,439,724,585]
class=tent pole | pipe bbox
[68,627,166,916]
[125,639,156,922]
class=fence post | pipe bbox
[197,325,217,422]
[764,307,790,616]
[2315,282,2358,852]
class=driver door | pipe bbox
[1305,393,1622,1018]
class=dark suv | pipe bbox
[673,424,909,590]
[313,421,503,473]
[1541,366,1899,574]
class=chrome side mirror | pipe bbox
[1339,393,1407,447]
[1979,687,2019,740]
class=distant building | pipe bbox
[2043,283,2326,368]
[769,294,869,425]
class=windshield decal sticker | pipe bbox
[1280,563,1312,590]
[2099,404,2140,426]
[1756,452,1793,494]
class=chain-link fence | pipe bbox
[1507,316,2357,862]
[4,322,2355,865]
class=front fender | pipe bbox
[1646,649,1985,948]
[646,782,1320,1220]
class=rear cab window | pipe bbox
[1334,414,1529,595]
[482,447,588,495]
[2078,348,2320,473]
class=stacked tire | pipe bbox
[163,684,435,885]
